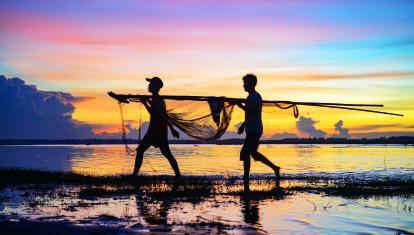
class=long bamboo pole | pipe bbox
[107,92,403,117]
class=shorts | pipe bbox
[240,132,262,161]
[142,129,168,148]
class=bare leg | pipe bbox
[133,141,151,175]
[251,151,280,179]
[243,157,251,181]
[240,146,251,177]
[243,157,251,192]
[160,144,181,177]
[240,147,251,191]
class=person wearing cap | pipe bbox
[132,77,181,177]
[233,74,280,190]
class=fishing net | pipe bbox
[118,102,139,155]
[164,99,235,141]
[111,92,401,155]
[117,98,235,154]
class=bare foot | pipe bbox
[275,178,280,188]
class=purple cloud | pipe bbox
[331,120,351,139]
[296,116,326,138]
[0,75,95,139]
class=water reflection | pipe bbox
[0,144,413,176]
[0,182,412,234]
[135,193,172,228]
[241,196,260,226]
[0,145,78,171]
[1,144,413,233]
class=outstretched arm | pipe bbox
[108,91,129,103]
[229,99,246,111]
[236,102,246,111]
[140,99,151,113]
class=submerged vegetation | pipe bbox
[1,168,413,198]
[1,168,413,234]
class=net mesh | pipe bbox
[117,99,235,154]
[118,102,138,155]
[164,100,235,141]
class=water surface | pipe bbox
[1,144,413,234]
[0,144,413,177]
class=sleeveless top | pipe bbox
[148,97,168,135]
[245,91,263,135]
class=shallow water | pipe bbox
[0,144,413,177]
[0,183,413,234]
[1,144,413,234]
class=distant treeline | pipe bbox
[1,136,413,145]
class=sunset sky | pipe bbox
[1,0,413,139]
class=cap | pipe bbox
[145,76,163,89]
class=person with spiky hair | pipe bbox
[234,74,280,189]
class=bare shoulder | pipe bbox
[251,91,262,102]
[153,98,166,109]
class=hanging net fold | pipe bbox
[164,100,235,141]
[118,102,139,155]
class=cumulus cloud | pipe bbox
[0,75,95,139]
[331,120,351,139]
[94,121,148,139]
[219,121,245,139]
[272,132,297,140]
[296,116,326,138]
[125,121,149,139]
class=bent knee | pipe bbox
[251,152,263,161]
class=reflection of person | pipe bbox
[134,183,179,229]
[240,187,285,229]
[135,193,172,226]
[132,77,181,177]
[241,196,260,226]
[234,74,280,189]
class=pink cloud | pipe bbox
[0,9,365,51]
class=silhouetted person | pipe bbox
[132,77,181,177]
[234,74,280,189]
